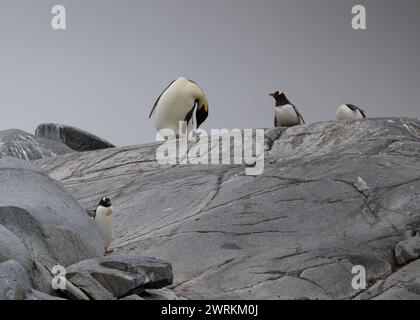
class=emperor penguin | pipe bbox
[270,91,305,127]
[149,77,209,138]
[336,104,367,120]
[94,197,114,255]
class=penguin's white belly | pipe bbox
[95,207,113,247]
[275,105,301,127]
[336,105,364,120]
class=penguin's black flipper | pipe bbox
[86,209,96,219]
[293,105,305,124]
[149,79,177,119]
[347,104,367,118]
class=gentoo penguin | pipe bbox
[94,197,114,255]
[149,77,209,137]
[336,104,367,120]
[269,91,305,127]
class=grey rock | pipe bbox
[98,255,173,289]
[395,235,420,265]
[0,260,30,300]
[300,259,355,299]
[31,261,56,296]
[0,157,104,296]
[58,279,90,300]
[0,225,32,270]
[66,255,173,298]
[36,118,420,300]
[355,259,420,300]
[70,272,115,300]
[35,123,115,152]
[25,288,66,300]
[120,294,144,300]
[264,127,286,151]
[373,287,420,300]
[140,288,185,300]
[0,129,73,160]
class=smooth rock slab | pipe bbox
[35,123,115,152]
[66,255,173,298]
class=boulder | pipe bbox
[0,129,73,160]
[355,259,420,300]
[66,255,173,298]
[25,288,66,300]
[0,225,32,270]
[0,260,30,300]
[0,157,104,294]
[140,288,184,300]
[69,272,115,300]
[372,287,420,300]
[395,234,420,265]
[35,123,115,152]
[58,280,90,300]
[37,118,420,299]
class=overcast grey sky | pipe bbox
[0,0,419,146]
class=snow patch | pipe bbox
[356,176,369,191]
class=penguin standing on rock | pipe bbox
[149,77,209,138]
[94,197,114,255]
[336,104,367,120]
[269,91,305,127]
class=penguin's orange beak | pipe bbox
[269,92,276,97]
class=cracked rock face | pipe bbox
[37,118,420,300]
[0,129,73,161]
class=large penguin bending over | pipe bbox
[149,77,209,137]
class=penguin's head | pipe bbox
[195,95,209,128]
[99,197,112,208]
[269,91,289,106]
[188,79,208,128]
